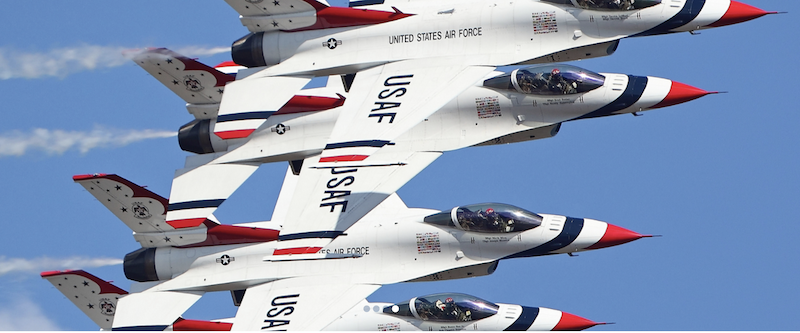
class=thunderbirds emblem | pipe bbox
[131,202,152,219]
[99,298,116,316]
[183,75,204,92]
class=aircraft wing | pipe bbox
[231,276,380,331]
[278,59,494,239]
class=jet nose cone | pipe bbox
[650,81,715,109]
[708,1,777,28]
[586,223,649,250]
[553,312,604,331]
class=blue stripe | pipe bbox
[505,306,540,331]
[112,325,169,331]
[573,75,648,120]
[278,231,345,241]
[631,0,707,37]
[503,218,584,259]
[324,140,391,150]
[349,0,384,7]
[216,111,275,123]
[167,199,225,211]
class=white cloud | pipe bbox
[0,298,61,330]
[0,126,176,157]
[0,256,123,277]
[0,44,228,80]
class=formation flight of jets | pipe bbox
[42,0,776,330]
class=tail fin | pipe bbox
[41,270,128,330]
[41,270,233,331]
[74,173,279,248]
[129,48,234,119]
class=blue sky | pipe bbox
[0,0,796,330]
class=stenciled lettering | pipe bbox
[370,75,413,124]
[320,167,358,213]
[262,294,299,330]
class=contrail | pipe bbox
[0,44,229,80]
[0,256,123,276]
[0,126,177,157]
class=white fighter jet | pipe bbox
[42,269,608,331]
[72,171,645,330]
[56,0,777,329]
[147,0,774,244]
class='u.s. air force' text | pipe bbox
[389,27,483,44]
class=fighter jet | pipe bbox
[137,0,777,245]
[130,48,714,241]
[71,172,644,330]
[42,269,606,331]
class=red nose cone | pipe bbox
[650,81,712,109]
[707,1,775,27]
[553,312,602,331]
[587,224,646,250]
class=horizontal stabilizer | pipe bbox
[130,48,235,119]
[74,174,171,234]
[75,173,279,248]
[41,270,128,330]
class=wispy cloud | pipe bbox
[0,44,228,80]
[0,256,123,277]
[0,126,176,157]
[0,298,61,330]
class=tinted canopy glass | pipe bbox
[424,203,542,233]
[384,293,499,322]
[484,65,605,96]
[541,0,661,11]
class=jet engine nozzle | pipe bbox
[123,247,159,282]
[178,119,229,154]
[232,32,268,68]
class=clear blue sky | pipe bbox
[0,0,796,330]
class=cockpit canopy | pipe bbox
[384,293,499,322]
[542,0,661,11]
[424,203,543,233]
[484,64,605,96]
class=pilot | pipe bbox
[547,68,566,94]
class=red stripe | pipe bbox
[172,318,232,331]
[319,155,368,162]
[275,94,346,115]
[289,6,413,32]
[167,218,207,229]
[178,224,280,248]
[40,270,129,295]
[273,247,322,255]
[72,173,107,181]
[214,129,255,140]
[214,61,239,68]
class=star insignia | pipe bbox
[172,80,179,85]
[121,207,128,213]
[166,59,173,64]
[164,236,171,242]
[272,20,279,27]
[273,0,280,5]
[83,281,89,286]
[115,185,121,190]
[87,304,94,309]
